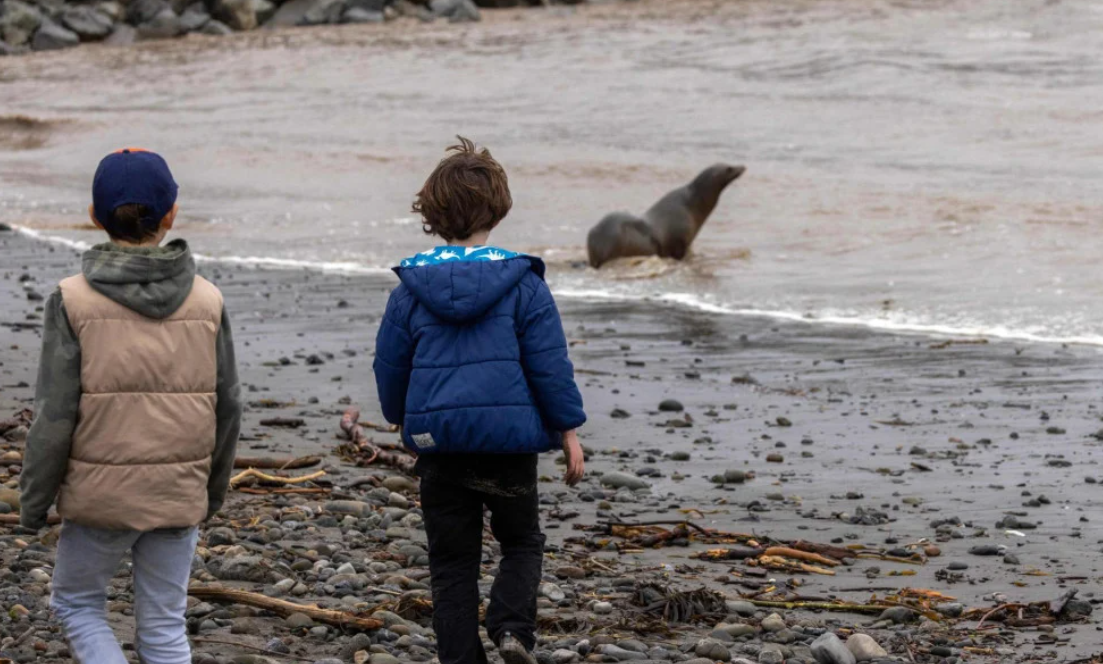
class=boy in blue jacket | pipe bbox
[374,137,586,664]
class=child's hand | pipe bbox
[562,430,584,487]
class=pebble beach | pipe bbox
[3,227,1102,664]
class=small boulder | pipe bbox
[127,0,170,25]
[97,2,126,22]
[759,613,785,633]
[31,20,80,51]
[346,0,385,10]
[810,632,855,664]
[1,0,43,46]
[343,6,383,21]
[252,0,277,23]
[264,0,314,26]
[844,634,887,662]
[284,612,314,629]
[211,0,257,30]
[878,606,916,624]
[592,601,613,615]
[723,469,748,484]
[60,6,114,41]
[0,489,20,511]
[693,639,730,662]
[599,471,650,491]
[198,19,233,34]
[104,23,138,45]
[600,645,647,662]
[136,8,184,39]
[301,0,346,25]
[177,3,211,32]
[429,0,479,22]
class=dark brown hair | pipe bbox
[413,136,512,242]
[103,203,162,243]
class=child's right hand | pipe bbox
[562,430,584,487]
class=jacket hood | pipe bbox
[81,239,197,319]
[395,247,546,323]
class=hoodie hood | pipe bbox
[395,246,546,323]
[81,239,197,319]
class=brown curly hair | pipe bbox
[412,136,512,242]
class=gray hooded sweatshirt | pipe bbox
[18,240,243,530]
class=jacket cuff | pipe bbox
[19,512,47,531]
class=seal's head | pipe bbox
[700,163,746,190]
[687,163,745,222]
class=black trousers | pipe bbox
[420,476,546,664]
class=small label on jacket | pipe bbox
[412,432,436,450]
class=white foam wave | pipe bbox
[14,226,392,276]
[553,288,1103,348]
[15,225,1103,348]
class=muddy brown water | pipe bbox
[2,0,1103,345]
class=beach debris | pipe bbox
[258,417,306,428]
[338,408,418,474]
[0,409,32,438]
[188,586,384,632]
[632,583,726,623]
[228,468,326,489]
[232,455,321,470]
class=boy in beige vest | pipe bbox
[19,149,243,664]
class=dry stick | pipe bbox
[188,586,383,631]
[762,546,840,567]
[602,520,719,536]
[0,514,60,526]
[744,599,885,614]
[856,552,925,565]
[232,455,322,470]
[756,556,836,576]
[229,469,326,488]
[190,637,311,661]
[975,603,1024,630]
[11,626,34,647]
[238,487,330,495]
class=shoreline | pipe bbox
[2,227,1102,663]
[15,224,1103,351]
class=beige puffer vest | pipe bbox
[58,274,223,531]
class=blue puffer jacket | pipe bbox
[373,247,587,455]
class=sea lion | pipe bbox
[586,163,745,268]
[584,212,660,270]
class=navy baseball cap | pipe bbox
[92,148,178,232]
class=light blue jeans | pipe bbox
[51,521,199,664]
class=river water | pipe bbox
[2,0,1102,344]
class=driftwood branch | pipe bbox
[762,546,841,567]
[744,599,886,614]
[757,555,836,576]
[188,586,383,631]
[233,455,321,470]
[229,469,325,488]
[0,514,60,526]
[259,417,305,428]
[238,487,330,495]
[601,520,719,536]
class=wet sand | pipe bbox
[2,229,1102,662]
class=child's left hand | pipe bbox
[562,430,584,487]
